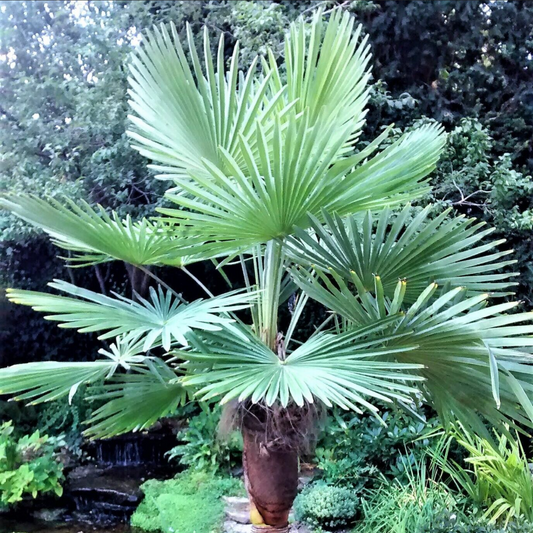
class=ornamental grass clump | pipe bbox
[430,426,533,526]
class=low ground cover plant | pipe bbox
[131,470,244,533]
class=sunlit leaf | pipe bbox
[6,280,256,351]
[0,195,195,267]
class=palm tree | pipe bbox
[2,9,533,531]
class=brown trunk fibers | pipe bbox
[243,426,298,528]
[229,402,323,530]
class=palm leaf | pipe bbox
[0,334,156,405]
[0,346,184,439]
[127,22,286,182]
[391,291,533,435]
[131,13,444,256]
[0,361,114,404]
[327,124,445,215]
[178,322,424,412]
[287,205,517,302]
[263,8,372,149]
[84,365,186,439]
[0,194,199,267]
[6,280,255,351]
[159,118,445,256]
[159,109,354,247]
[291,268,533,433]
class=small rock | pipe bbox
[289,524,312,533]
[30,508,67,522]
[224,520,253,533]
[230,465,244,477]
[224,495,251,523]
[224,496,250,507]
[226,509,251,524]
[67,464,105,480]
[297,475,314,489]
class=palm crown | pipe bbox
[2,9,533,445]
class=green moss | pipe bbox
[131,470,245,533]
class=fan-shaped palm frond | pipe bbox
[290,268,533,434]
[160,110,355,247]
[388,289,533,436]
[179,322,424,412]
[84,364,186,439]
[129,12,445,255]
[0,195,197,267]
[159,120,445,255]
[6,280,255,351]
[128,22,287,182]
[0,334,156,405]
[0,357,185,440]
[0,361,116,404]
[287,205,517,302]
[327,124,445,214]
[263,8,372,148]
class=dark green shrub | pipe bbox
[131,469,244,533]
[166,405,242,473]
[294,482,359,530]
[315,405,439,489]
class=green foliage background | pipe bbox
[1,0,532,369]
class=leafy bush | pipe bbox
[0,421,64,508]
[431,117,533,233]
[131,469,244,533]
[430,426,533,525]
[427,115,533,301]
[315,405,438,489]
[167,405,242,473]
[34,386,102,460]
[294,482,359,531]
[432,117,493,205]
[1,384,106,462]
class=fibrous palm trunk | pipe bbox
[238,402,321,531]
[243,426,298,530]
